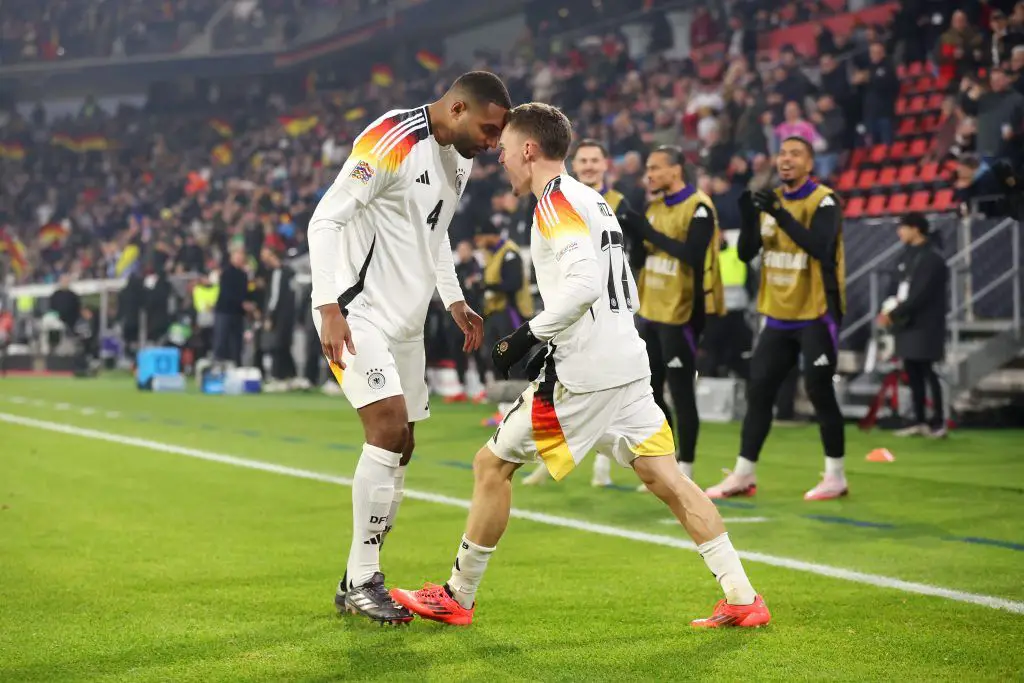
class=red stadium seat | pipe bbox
[889,141,908,159]
[897,117,917,138]
[931,188,957,212]
[887,193,909,214]
[856,168,878,190]
[877,166,899,186]
[898,164,919,185]
[837,169,858,192]
[920,114,939,132]
[908,190,932,212]
[916,76,935,93]
[926,93,944,110]
[908,138,929,158]
[866,194,888,216]
[896,97,910,116]
[907,61,925,77]
[849,147,868,168]
[844,196,866,218]
[869,144,888,164]
[909,95,927,113]
[919,161,939,183]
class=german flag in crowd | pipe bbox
[211,142,233,166]
[416,50,442,72]
[209,118,233,138]
[344,106,367,122]
[0,141,26,160]
[278,114,319,137]
[371,64,394,87]
[38,222,69,249]
[50,133,113,153]
[0,228,28,276]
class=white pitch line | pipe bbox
[7,396,27,404]
[661,517,771,524]
[2,411,1023,616]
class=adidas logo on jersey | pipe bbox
[813,354,830,367]
[416,170,430,185]
[667,357,684,368]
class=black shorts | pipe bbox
[639,320,698,374]
[749,317,839,384]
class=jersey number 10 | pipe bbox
[600,229,634,313]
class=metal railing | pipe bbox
[838,238,905,343]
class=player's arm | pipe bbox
[737,190,763,262]
[434,231,465,310]
[753,190,840,263]
[308,148,395,311]
[626,203,715,269]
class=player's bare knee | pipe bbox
[365,422,409,454]
[473,446,517,485]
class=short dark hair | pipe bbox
[781,135,816,158]
[900,211,930,234]
[572,138,608,158]
[651,145,684,167]
[506,102,573,160]
[451,71,512,110]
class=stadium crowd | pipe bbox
[1,0,1022,383]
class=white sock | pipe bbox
[447,534,496,609]
[734,456,756,477]
[379,465,406,549]
[825,456,845,479]
[697,532,757,606]
[677,460,694,480]
[593,454,611,479]
[346,444,401,587]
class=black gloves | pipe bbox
[491,323,539,380]
[752,188,785,218]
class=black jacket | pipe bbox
[890,243,948,362]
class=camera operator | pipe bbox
[877,213,949,438]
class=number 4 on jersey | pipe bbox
[426,200,443,231]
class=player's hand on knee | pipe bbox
[318,304,355,369]
[492,323,538,379]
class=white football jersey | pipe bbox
[530,174,650,393]
[309,106,470,341]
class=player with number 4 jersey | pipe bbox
[308,72,511,625]
[392,103,771,629]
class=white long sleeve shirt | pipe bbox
[528,174,650,393]
[308,106,468,341]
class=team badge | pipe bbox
[350,160,375,184]
[497,341,509,355]
[366,368,386,389]
[455,169,466,196]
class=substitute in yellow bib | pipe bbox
[475,223,534,379]
[706,136,848,503]
[617,146,723,481]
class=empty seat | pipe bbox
[849,148,868,168]
[844,196,866,218]
[889,141,908,159]
[896,97,910,116]
[908,138,929,158]
[837,169,858,192]
[919,161,939,183]
[897,164,919,185]
[866,194,889,216]
[887,193,909,214]
[908,190,932,212]
[869,144,889,164]
[931,188,957,212]
[909,95,927,113]
[856,168,879,190]
[877,166,899,186]
[926,93,944,110]
[907,61,925,77]
[897,117,917,137]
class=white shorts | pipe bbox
[312,309,430,422]
[488,375,674,481]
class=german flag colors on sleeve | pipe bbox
[339,109,427,204]
[535,188,590,241]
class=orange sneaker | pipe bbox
[390,583,475,626]
[690,595,771,628]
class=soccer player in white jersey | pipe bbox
[308,71,511,624]
[391,103,772,628]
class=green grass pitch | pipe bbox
[1,376,1022,681]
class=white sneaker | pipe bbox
[925,425,948,439]
[704,470,757,499]
[893,424,927,437]
[321,380,342,396]
[591,455,613,487]
[803,473,849,501]
[522,466,550,486]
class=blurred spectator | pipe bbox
[936,10,984,84]
[854,41,900,145]
[726,15,758,64]
[960,68,1024,161]
[259,243,298,389]
[49,274,81,333]
[774,101,824,153]
[214,248,249,365]
[810,94,846,180]
[986,10,1024,69]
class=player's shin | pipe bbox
[379,465,406,549]
[347,444,401,587]
[447,535,496,610]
